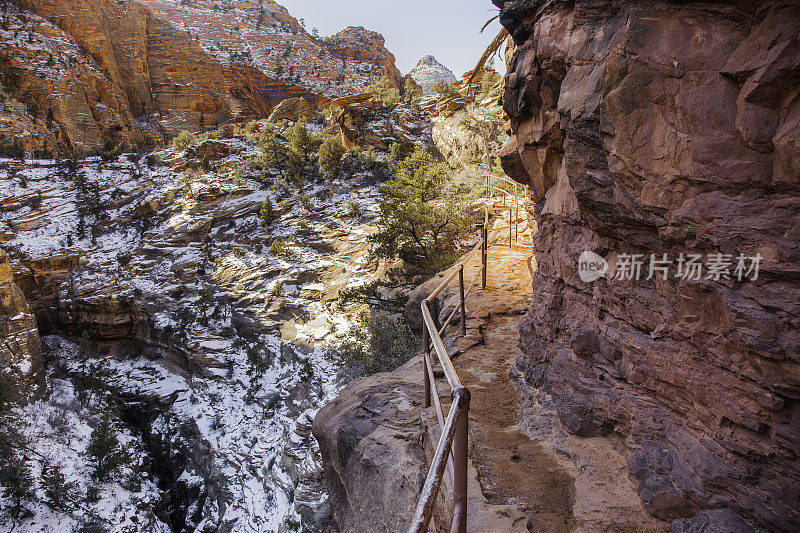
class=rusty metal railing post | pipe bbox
[508,208,512,248]
[514,183,519,243]
[458,267,466,336]
[450,387,470,533]
[422,307,431,408]
[481,224,487,290]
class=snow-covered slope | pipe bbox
[0,130,398,531]
[408,56,457,93]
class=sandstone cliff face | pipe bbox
[0,248,43,402]
[0,4,144,153]
[495,0,799,530]
[432,92,507,171]
[1,0,325,153]
[137,1,403,98]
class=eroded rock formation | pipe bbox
[408,55,457,93]
[495,0,799,530]
[1,0,327,153]
[0,248,43,401]
[137,1,403,98]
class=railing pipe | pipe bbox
[450,387,470,533]
[508,207,512,248]
[514,183,519,243]
[481,223,487,290]
[421,306,462,390]
[423,321,431,408]
[458,268,466,336]
[409,395,465,533]
[412,202,490,533]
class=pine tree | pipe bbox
[41,464,78,510]
[318,135,345,179]
[0,455,34,517]
[87,411,130,482]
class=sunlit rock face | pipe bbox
[494,0,800,530]
[0,248,43,402]
[408,55,457,93]
[3,0,396,154]
[136,1,404,98]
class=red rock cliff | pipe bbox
[137,1,404,98]
[1,0,324,153]
[495,0,799,530]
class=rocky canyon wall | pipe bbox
[136,1,404,98]
[1,0,325,153]
[0,248,43,402]
[494,0,799,530]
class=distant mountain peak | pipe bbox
[409,55,456,93]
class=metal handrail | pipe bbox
[410,204,489,533]
[486,175,521,244]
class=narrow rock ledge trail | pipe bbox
[427,205,668,532]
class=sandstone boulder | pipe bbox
[311,359,427,533]
[268,97,314,124]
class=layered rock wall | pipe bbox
[495,0,799,530]
[0,249,43,401]
[137,1,403,98]
[1,0,325,153]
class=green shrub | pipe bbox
[172,130,197,152]
[347,199,360,218]
[388,141,413,164]
[433,80,457,97]
[300,194,313,212]
[370,144,473,272]
[259,197,277,227]
[270,280,284,297]
[481,69,502,94]
[403,77,422,106]
[0,140,25,160]
[0,455,34,517]
[246,346,268,376]
[286,122,321,163]
[318,135,345,178]
[100,140,123,161]
[269,238,291,257]
[257,125,290,171]
[132,201,159,233]
[330,310,419,380]
[337,278,409,312]
[367,75,401,106]
[116,252,131,267]
[271,177,293,200]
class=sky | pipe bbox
[283,0,505,76]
